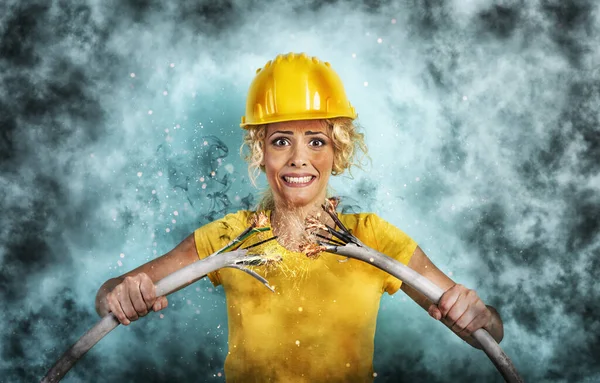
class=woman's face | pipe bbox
[262,119,334,209]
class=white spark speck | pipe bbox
[120,253,125,258]
[163,91,168,96]
[172,219,176,224]
[159,314,164,319]
[202,184,207,189]
[377,38,383,43]
[117,260,123,267]
[152,190,156,194]
[463,95,468,101]
[174,211,179,216]
[298,307,303,312]
[295,340,300,346]
[391,18,396,24]
[363,81,369,87]
[130,73,135,78]
[148,110,153,115]
[170,63,175,68]
[165,228,170,233]
[137,172,142,177]
[352,53,356,58]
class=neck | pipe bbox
[270,200,331,252]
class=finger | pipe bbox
[107,292,129,325]
[428,304,442,321]
[452,303,478,335]
[463,306,492,337]
[153,296,168,312]
[444,290,471,327]
[118,289,139,323]
[139,276,157,310]
[438,284,463,319]
[128,279,149,317]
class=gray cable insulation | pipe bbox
[41,249,268,383]
[331,243,524,383]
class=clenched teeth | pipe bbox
[284,176,314,184]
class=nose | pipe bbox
[288,144,308,167]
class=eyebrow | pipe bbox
[268,130,327,138]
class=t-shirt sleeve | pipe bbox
[193,211,251,287]
[368,214,418,295]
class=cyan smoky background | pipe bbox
[1,0,598,382]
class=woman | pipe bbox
[95,52,503,382]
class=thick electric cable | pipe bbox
[42,227,277,383]
[306,199,524,383]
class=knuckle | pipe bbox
[439,303,449,313]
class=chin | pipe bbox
[281,194,324,209]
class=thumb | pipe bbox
[428,305,442,321]
[153,296,168,312]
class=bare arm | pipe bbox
[400,246,504,349]
[95,233,201,319]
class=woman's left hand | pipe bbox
[427,283,493,339]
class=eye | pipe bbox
[309,138,326,147]
[271,137,290,146]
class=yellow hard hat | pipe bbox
[240,52,357,128]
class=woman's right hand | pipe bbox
[105,273,168,325]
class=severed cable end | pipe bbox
[299,242,327,259]
[250,211,269,228]
[305,216,328,234]
[227,264,275,293]
[316,241,339,252]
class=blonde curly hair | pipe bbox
[240,117,369,210]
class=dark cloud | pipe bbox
[2,0,600,382]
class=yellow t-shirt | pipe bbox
[194,210,417,382]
